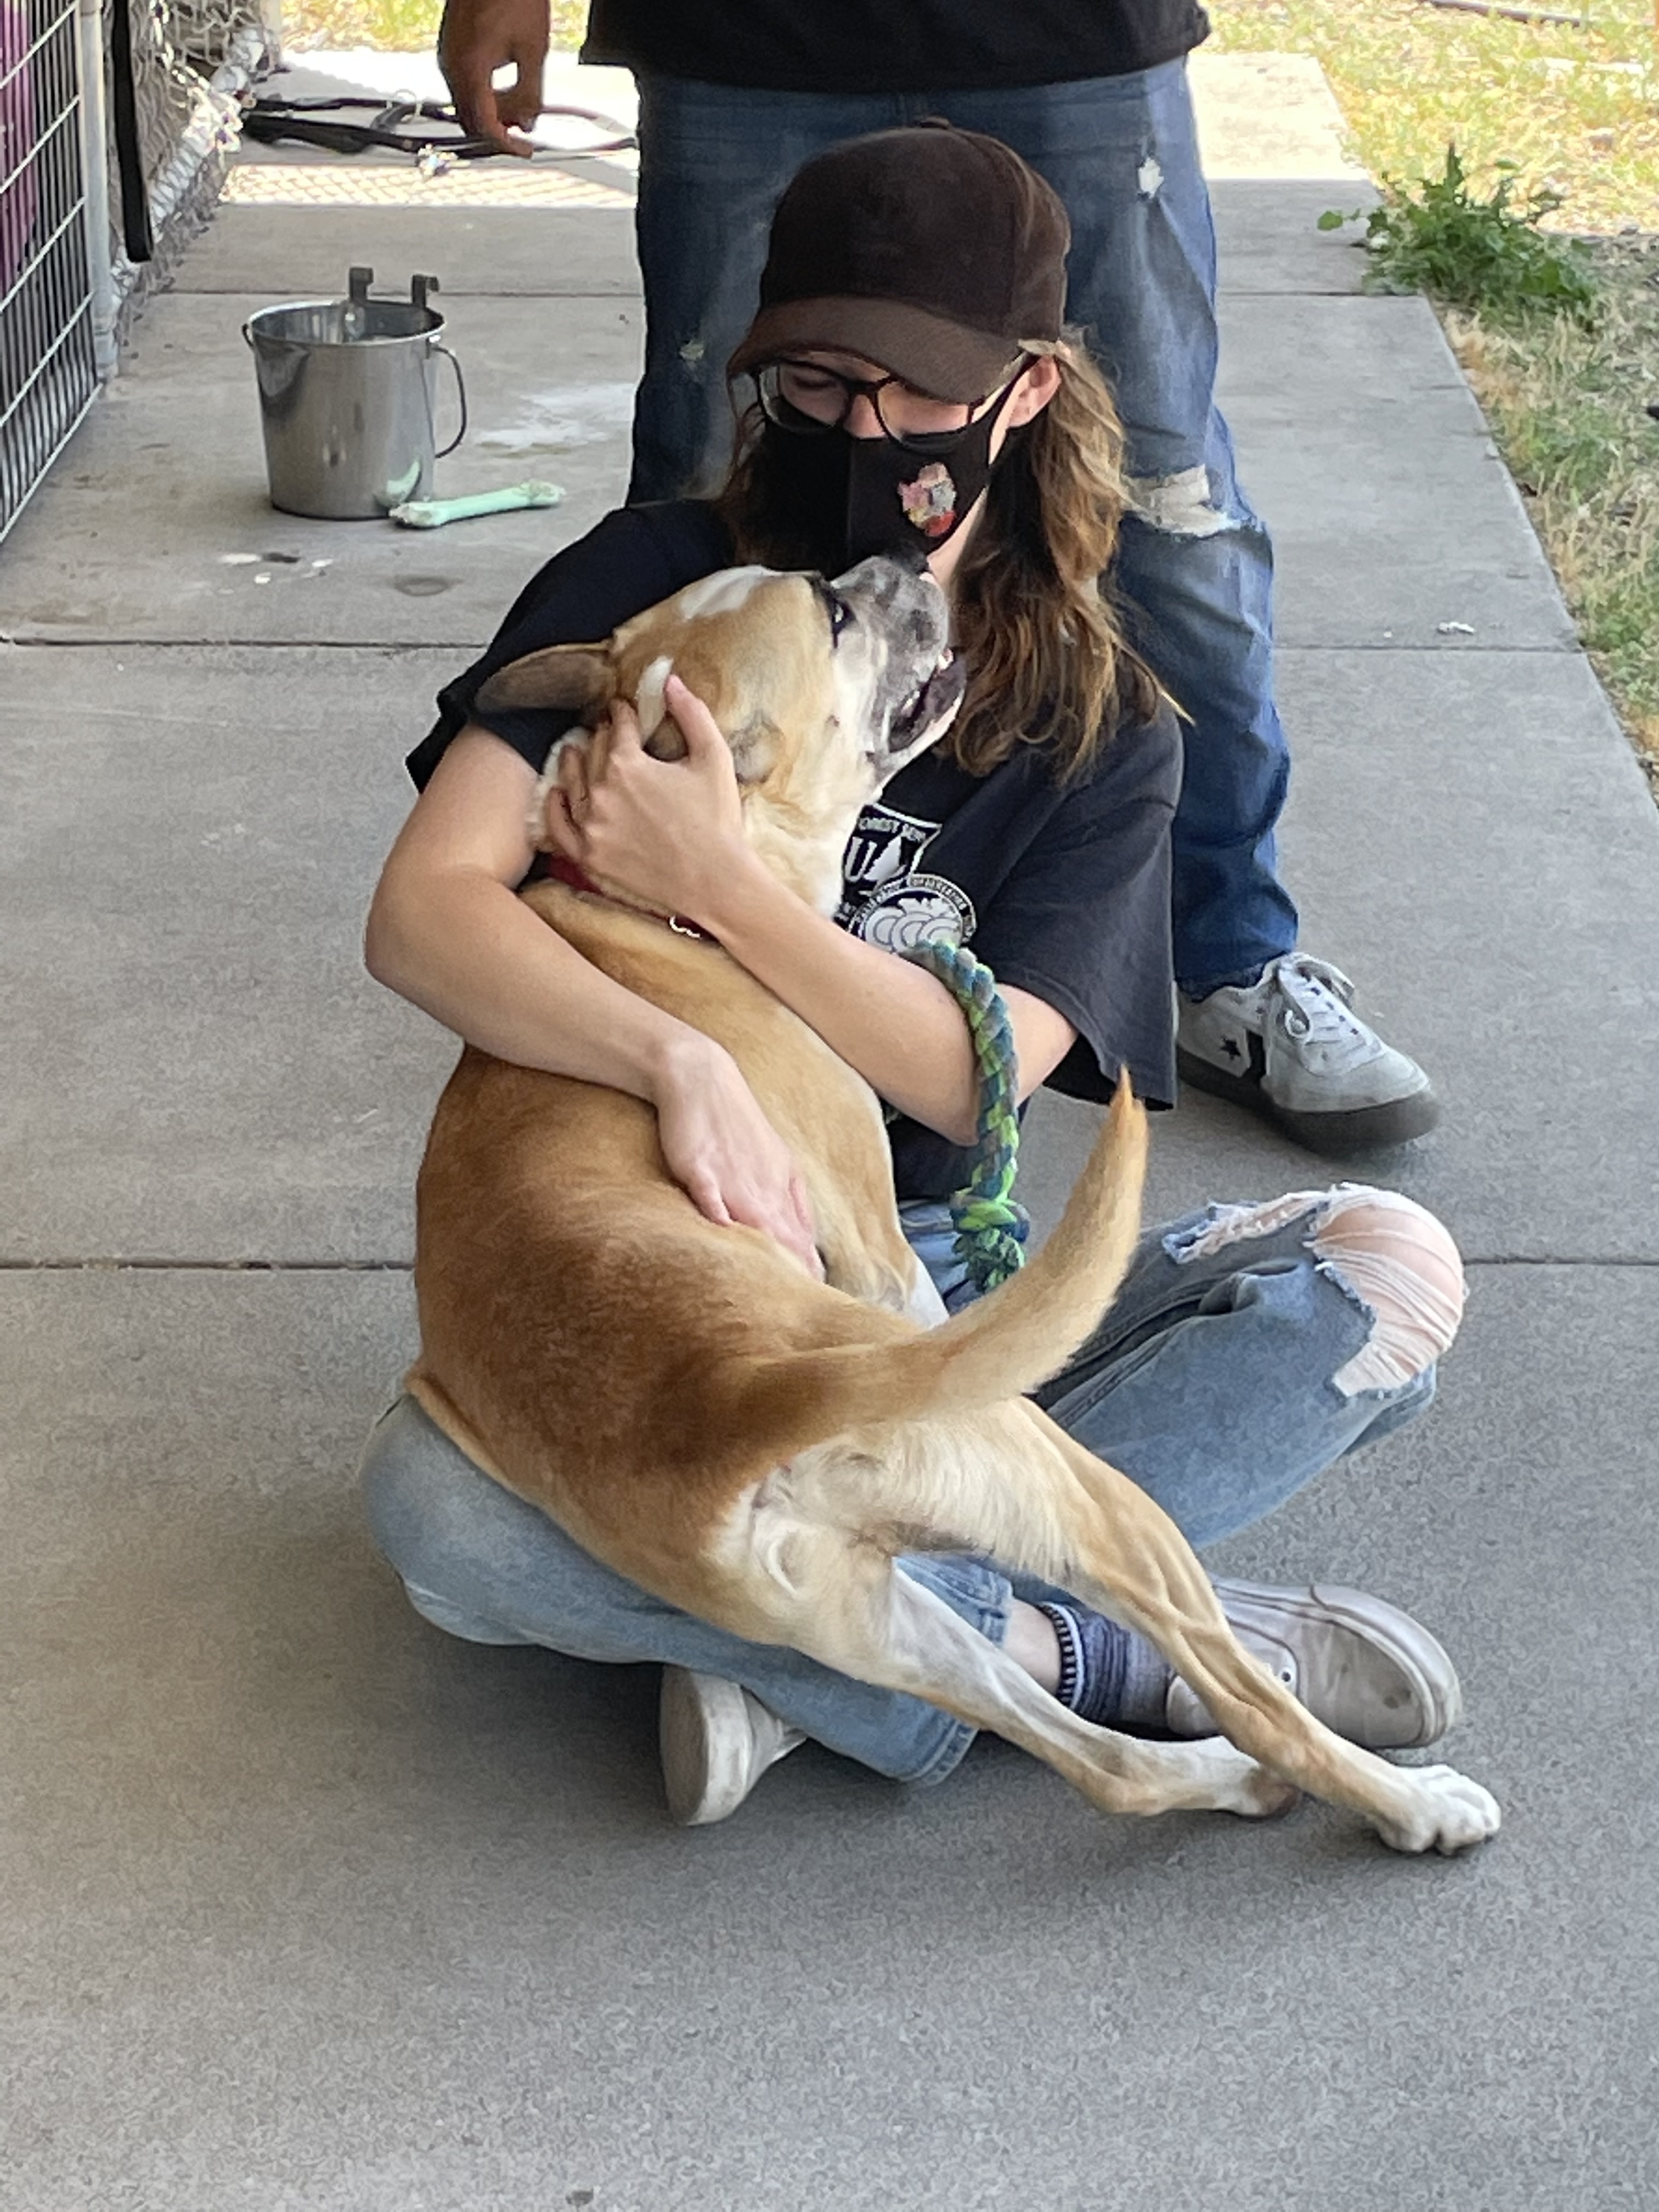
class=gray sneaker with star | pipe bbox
[1177,952,1439,1152]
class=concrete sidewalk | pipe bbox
[4,57,1658,2212]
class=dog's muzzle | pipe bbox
[830,555,966,757]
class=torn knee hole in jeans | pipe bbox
[1166,1187,1467,1398]
[1127,464,1232,539]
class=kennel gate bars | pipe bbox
[1,0,264,544]
[1,0,99,541]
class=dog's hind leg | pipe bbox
[1025,1415,1501,1855]
[724,1413,1498,1854]
[702,1511,1298,1826]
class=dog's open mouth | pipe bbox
[889,644,966,755]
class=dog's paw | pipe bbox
[1371,1765,1501,1855]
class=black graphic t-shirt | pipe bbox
[409,500,1181,1204]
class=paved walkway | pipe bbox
[3,56,1657,2212]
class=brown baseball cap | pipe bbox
[727,121,1071,404]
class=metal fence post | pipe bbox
[75,0,118,378]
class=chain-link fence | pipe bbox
[105,0,268,330]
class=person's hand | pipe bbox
[650,1033,822,1278]
[437,0,549,157]
[545,675,753,924]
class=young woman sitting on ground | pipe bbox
[359,124,1469,1824]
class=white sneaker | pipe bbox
[658,1667,807,1825]
[1164,1579,1464,1751]
[1177,953,1439,1153]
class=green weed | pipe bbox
[1321,145,1599,322]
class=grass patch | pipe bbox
[1208,0,1659,235]
[1446,237,1659,787]
[283,0,589,54]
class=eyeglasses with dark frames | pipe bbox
[754,358,1026,452]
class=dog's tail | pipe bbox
[728,1076,1149,1460]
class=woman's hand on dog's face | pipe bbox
[545,677,750,924]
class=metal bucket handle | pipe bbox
[414,275,467,458]
[432,341,468,458]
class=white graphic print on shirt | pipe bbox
[838,799,977,953]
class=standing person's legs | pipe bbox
[628,76,897,501]
[631,68,1435,1142]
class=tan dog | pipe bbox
[409,557,1499,1856]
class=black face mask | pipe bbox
[760,378,1023,571]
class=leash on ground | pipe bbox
[902,942,1030,1293]
[240,98,637,162]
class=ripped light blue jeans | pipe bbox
[359,1190,1441,1786]
[628,60,1298,992]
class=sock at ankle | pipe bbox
[1037,1601,1174,1730]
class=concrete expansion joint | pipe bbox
[1462,1255,1659,1269]
[0,1257,415,1272]
[1276,641,1579,655]
[4,636,460,652]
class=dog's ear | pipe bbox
[475,644,613,716]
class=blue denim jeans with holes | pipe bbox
[359,1195,1434,1787]
[629,61,1299,992]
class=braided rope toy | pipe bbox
[902,940,1030,1293]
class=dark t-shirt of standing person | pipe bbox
[583,1,1211,95]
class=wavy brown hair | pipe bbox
[713,337,1162,782]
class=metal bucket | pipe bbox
[242,268,467,519]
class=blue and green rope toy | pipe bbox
[902,940,1029,1293]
